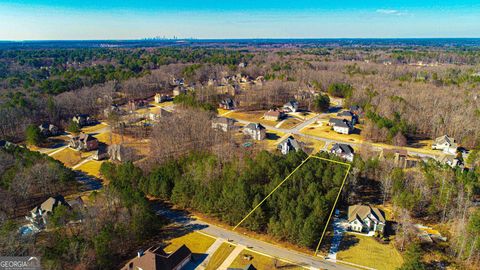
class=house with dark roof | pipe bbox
[277,136,301,155]
[72,114,96,127]
[154,93,171,103]
[330,143,354,162]
[39,123,61,137]
[329,118,353,134]
[68,133,99,151]
[337,111,358,125]
[243,123,266,140]
[348,205,386,235]
[283,100,299,113]
[219,98,236,110]
[122,245,192,270]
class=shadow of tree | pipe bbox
[338,234,360,251]
[267,133,281,140]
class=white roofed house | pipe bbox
[432,135,458,155]
[172,86,187,97]
[330,143,355,162]
[243,123,266,140]
[38,123,61,137]
[348,205,386,235]
[27,195,71,228]
[154,93,171,103]
[219,98,236,110]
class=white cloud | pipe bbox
[376,9,406,16]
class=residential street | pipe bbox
[156,208,356,270]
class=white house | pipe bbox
[277,136,301,155]
[330,143,354,162]
[432,135,458,154]
[243,123,266,140]
[329,118,353,135]
[211,117,236,132]
[348,205,386,235]
[283,100,299,113]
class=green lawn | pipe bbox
[336,233,403,270]
[205,242,236,270]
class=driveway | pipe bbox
[326,217,349,262]
[155,206,355,270]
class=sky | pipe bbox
[0,1,480,40]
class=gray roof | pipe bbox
[331,143,354,155]
[277,136,301,151]
[245,123,265,130]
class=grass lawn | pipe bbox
[299,137,326,153]
[150,100,173,108]
[205,243,236,270]
[229,250,305,270]
[164,232,216,254]
[50,147,87,167]
[229,111,278,127]
[300,122,364,144]
[280,118,302,129]
[76,160,104,178]
[336,233,403,270]
[81,123,108,133]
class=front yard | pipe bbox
[229,250,305,270]
[336,233,403,270]
[163,232,216,254]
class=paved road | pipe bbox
[156,207,356,270]
[229,111,437,159]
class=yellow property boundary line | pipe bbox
[232,154,351,256]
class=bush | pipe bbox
[312,94,330,112]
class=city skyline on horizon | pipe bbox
[1,1,480,40]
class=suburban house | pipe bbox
[103,104,123,118]
[0,140,13,149]
[348,205,386,235]
[148,108,172,122]
[432,135,458,154]
[350,105,363,115]
[92,144,109,161]
[437,155,464,168]
[329,118,353,134]
[173,86,187,97]
[337,111,358,125]
[264,110,285,121]
[211,117,236,132]
[69,133,99,151]
[38,123,61,137]
[283,100,299,113]
[330,143,355,162]
[72,114,96,127]
[121,245,192,270]
[219,98,237,110]
[27,195,71,227]
[277,136,302,155]
[379,148,420,168]
[154,93,171,103]
[243,123,266,140]
[126,99,148,112]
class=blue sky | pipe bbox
[0,1,479,40]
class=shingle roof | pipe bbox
[348,205,386,223]
[245,123,265,130]
[331,143,354,155]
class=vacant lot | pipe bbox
[229,250,304,270]
[229,111,278,127]
[205,242,236,270]
[81,123,108,133]
[76,160,104,178]
[50,147,88,167]
[300,122,364,144]
[336,233,403,270]
[164,232,216,254]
